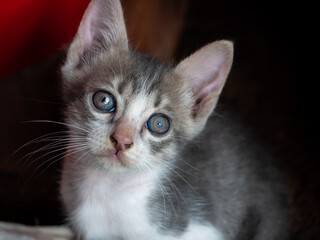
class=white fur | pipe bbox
[71,167,156,239]
[61,161,224,240]
[178,222,224,240]
[61,71,224,240]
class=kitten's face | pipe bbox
[64,48,194,172]
[61,0,233,173]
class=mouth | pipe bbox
[96,150,126,166]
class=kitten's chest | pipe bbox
[76,170,156,239]
[63,165,225,240]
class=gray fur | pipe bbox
[148,115,289,239]
[60,0,289,239]
[61,48,289,239]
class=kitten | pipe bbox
[60,0,289,239]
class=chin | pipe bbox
[95,155,138,173]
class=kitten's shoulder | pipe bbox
[181,111,290,239]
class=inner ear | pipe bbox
[79,0,128,52]
[175,40,234,121]
[192,90,219,120]
[63,0,128,73]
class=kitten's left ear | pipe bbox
[175,40,233,126]
[63,0,128,74]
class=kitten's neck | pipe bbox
[64,154,165,189]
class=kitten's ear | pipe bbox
[176,41,233,124]
[63,0,128,72]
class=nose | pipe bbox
[110,133,133,152]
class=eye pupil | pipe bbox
[102,97,110,104]
[157,120,162,128]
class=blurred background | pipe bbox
[0,0,318,239]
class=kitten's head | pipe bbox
[61,0,233,173]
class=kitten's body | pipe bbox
[60,0,289,239]
[61,112,288,240]
[61,152,223,240]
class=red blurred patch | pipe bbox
[0,0,90,78]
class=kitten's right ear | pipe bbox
[175,41,233,135]
[63,0,128,74]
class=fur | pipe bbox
[60,0,289,239]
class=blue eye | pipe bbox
[146,114,170,135]
[92,91,116,113]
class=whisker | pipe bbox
[18,134,86,160]
[10,131,69,157]
[72,150,91,168]
[175,155,200,172]
[24,120,91,134]
[27,145,88,183]
[40,146,89,174]
[25,142,87,169]
[160,159,197,193]
[10,132,72,171]
[24,98,63,106]
[165,174,188,208]
[143,161,177,217]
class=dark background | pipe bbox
[0,0,318,239]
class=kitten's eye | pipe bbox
[146,114,170,135]
[92,91,116,113]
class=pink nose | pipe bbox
[110,133,133,152]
